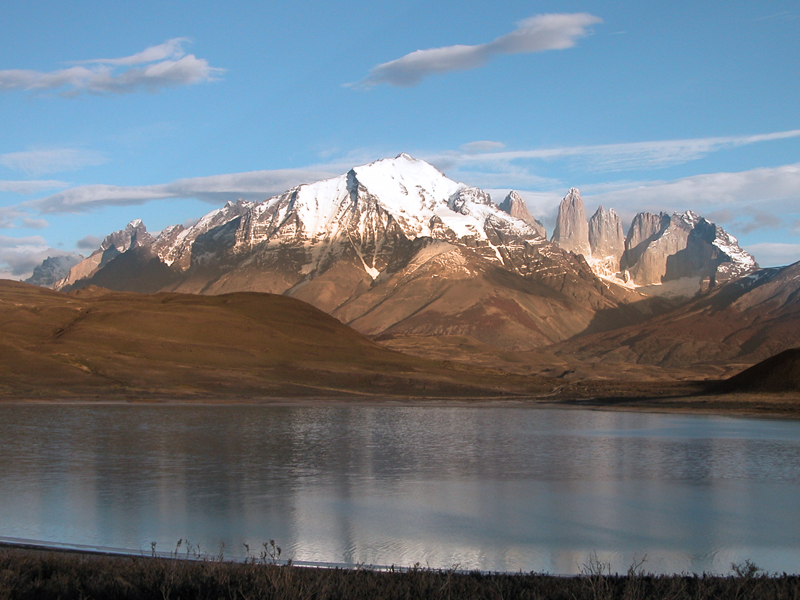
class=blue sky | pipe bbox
[1,0,799,278]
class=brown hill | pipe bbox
[0,280,553,400]
[719,348,800,393]
[546,261,800,372]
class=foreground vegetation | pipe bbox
[1,548,798,600]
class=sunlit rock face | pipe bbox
[588,206,625,274]
[498,191,546,238]
[551,188,591,257]
[620,211,757,289]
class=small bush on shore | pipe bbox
[1,548,798,600]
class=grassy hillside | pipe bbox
[0,280,551,400]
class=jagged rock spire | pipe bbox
[551,188,591,257]
[588,206,625,272]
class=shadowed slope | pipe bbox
[548,262,800,370]
[720,348,800,393]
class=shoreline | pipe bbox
[2,539,797,578]
[3,539,800,600]
[1,392,799,419]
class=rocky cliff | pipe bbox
[550,188,591,256]
[620,211,757,290]
[588,206,625,274]
[24,255,82,288]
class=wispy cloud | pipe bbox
[0,205,50,230]
[586,162,800,209]
[460,141,505,153]
[428,129,800,174]
[435,162,560,190]
[0,179,69,194]
[1,148,108,176]
[25,168,339,213]
[73,38,189,67]
[21,129,800,219]
[76,235,102,250]
[350,13,601,88]
[581,163,800,240]
[754,11,800,22]
[743,243,800,268]
[0,38,223,96]
[0,207,24,228]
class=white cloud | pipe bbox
[76,235,102,250]
[585,163,800,209]
[744,243,800,268]
[73,38,188,66]
[0,234,51,277]
[436,162,559,190]
[0,179,69,194]
[1,148,108,176]
[431,129,800,173]
[351,13,601,88]
[0,38,223,96]
[460,141,505,153]
[0,206,49,230]
[25,167,339,213]
[20,217,48,230]
[576,163,800,238]
[0,207,24,228]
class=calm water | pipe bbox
[1,404,799,574]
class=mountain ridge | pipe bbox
[32,154,765,354]
[51,155,656,350]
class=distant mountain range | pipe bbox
[23,154,796,371]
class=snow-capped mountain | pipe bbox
[55,154,650,350]
[148,153,544,279]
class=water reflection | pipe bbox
[0,405,798,574]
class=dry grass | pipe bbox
[2,280,798,416]
[0,280,554,400]
[1,547,798,600]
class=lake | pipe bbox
[0,403,798,574]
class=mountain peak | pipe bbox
[498,191,546,238]
[551,188,591,256]
[588,205,625,272]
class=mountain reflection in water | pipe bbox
[1,405,798,574]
